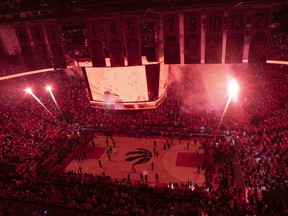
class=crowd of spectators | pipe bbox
[269,30,288,61]
[0,62,287,215]
[230,65,288,207]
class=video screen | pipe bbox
[159,62,168,97]
[84,66,149,103]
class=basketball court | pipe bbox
[65,135,205,186]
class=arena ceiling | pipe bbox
[0,0,287,23]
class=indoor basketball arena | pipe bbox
[0,0,287,215]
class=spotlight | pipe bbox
[217,78,240,131]
[24,87,55,119]
[46,86,52,91]
[228,79,239,100]
[25,88,32,94]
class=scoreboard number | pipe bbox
[19,30,27,43]
[167,17,174,32]
[255,12,269,29]
[209,16,221,32]
[231,14,244,30]
[34,29,42,42]
[92,25,97,37]
[110,22,117,36]
[189,16,197,32]
[127,21,135,35]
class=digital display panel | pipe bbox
[85,66,149,103]
[159,62,168,97]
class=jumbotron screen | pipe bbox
[82,62,167,110]
[84,66,149,103]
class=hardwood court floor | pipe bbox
[66,135,205,186]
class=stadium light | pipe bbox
[217,78,240,131]
[228,79,239,100]
[46,85,52,91]
[25,87,55,119]
[25,88,32,94]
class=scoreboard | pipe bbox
[82,60,168,110]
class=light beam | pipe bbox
[25,88,55,119]
[217,79,240,130]
[46,86,66,121]
[228,79,239,101]
[217,94,232,131]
